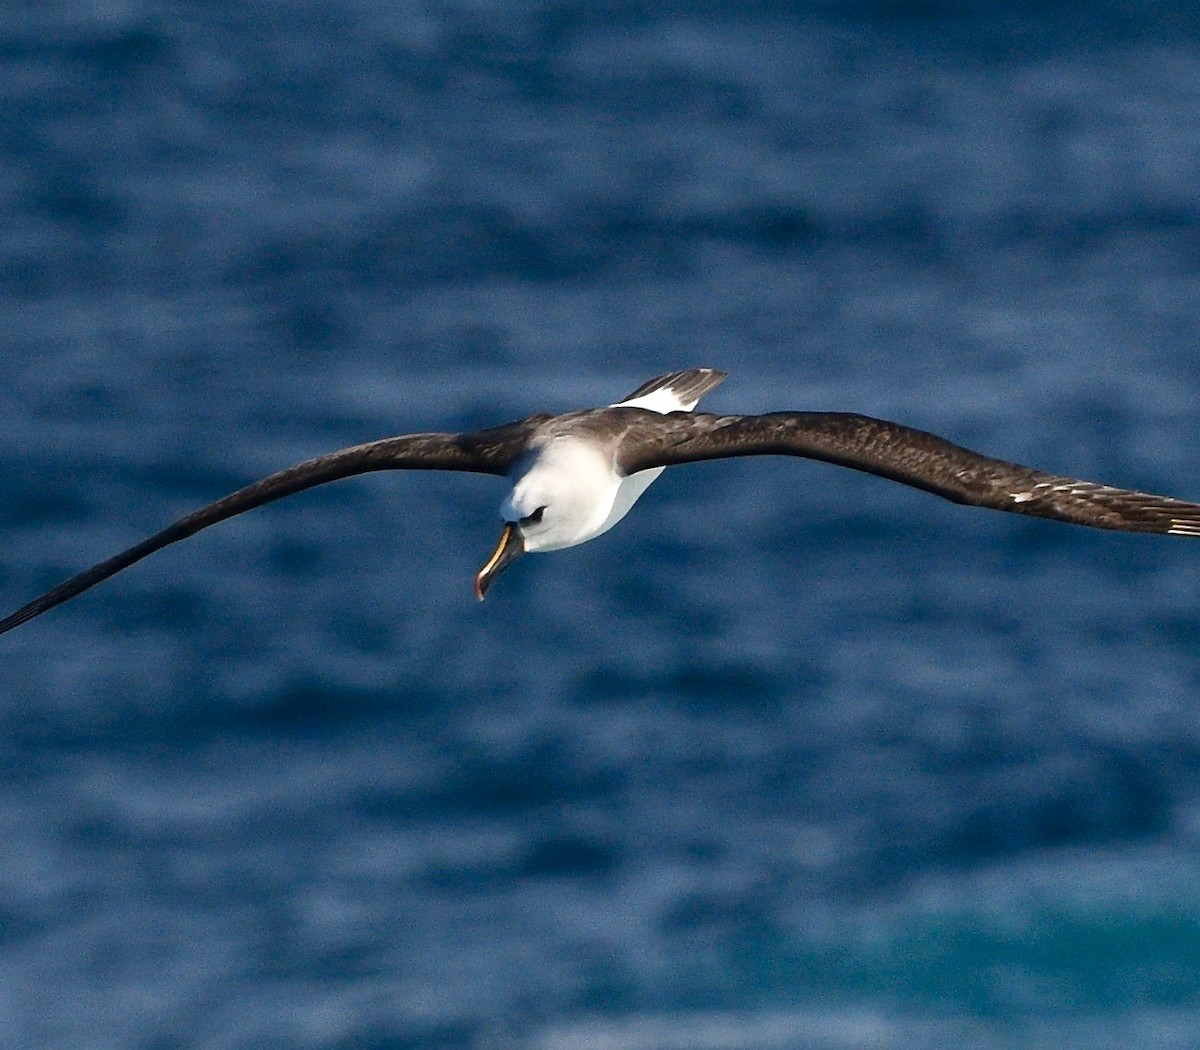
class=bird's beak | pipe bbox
[474,522,524,601]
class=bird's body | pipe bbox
[501,367,725,553]
[2,367,1199,632]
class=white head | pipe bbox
[474,439,620,599]
[472,368,726,600]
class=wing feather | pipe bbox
[0,422,536,635]
[617,410,1200,536]
[618,368,728,408]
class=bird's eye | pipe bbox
[520,506,546,526]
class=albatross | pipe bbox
[2,366,1199,634]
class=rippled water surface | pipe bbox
[3,3,1200,1047]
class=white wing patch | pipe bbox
[1009,481,1060,503]
[615,388,698,414]
[1010,481,1108,503]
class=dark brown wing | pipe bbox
[617,410,1200,536]
[0,420,540,635]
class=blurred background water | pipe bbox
[3,2,1200,1047]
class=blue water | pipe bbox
[4,2,1200,1047]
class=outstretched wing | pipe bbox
[0,420,540,635]
[616,410,1200,536]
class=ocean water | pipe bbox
[3,2,1200,1047]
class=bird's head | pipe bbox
[474,442,618,600]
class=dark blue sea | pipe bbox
[4,2,1200,1047]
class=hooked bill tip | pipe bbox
[475,521,523,601]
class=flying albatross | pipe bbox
[2,367,1199,634]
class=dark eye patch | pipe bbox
[520,506,545,526]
